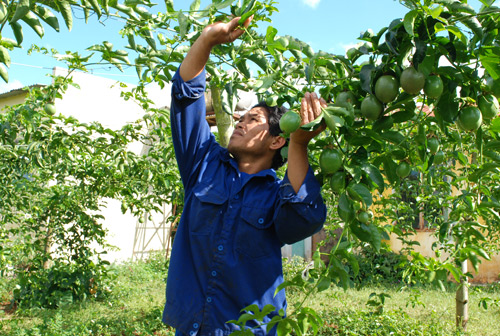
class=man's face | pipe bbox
[227,107,275,158]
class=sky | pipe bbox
[0,0,492,93]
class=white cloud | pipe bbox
[302,0,320,9]
[0,79,24,94]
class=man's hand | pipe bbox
[286,92,326,193]
[179,16,252,82]
[290,92,327,146]
[202,16,253,48]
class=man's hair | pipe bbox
[252,101,288,170]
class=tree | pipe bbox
[1,0,500,333]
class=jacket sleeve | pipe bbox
[170,68,217,189]
[274,166,327,245]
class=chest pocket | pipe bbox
[191,182,227,235]
[235,205,278,259]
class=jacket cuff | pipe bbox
[172,68,206,100]
[279,166,322,204]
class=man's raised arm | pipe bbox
[179,16,252,82]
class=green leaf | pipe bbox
[350,221,372,243]
[361,163,385,191]
[10,21,24,45]
[165,0,174,12]
[0,63,8,83]
[368,224,382,251]
[443,263,461,282]
[246,52,269,72]
[88,0,102,17]
[21,11,44,38]
[316,276,331,292]
[403,10,418,36]
[277,319,294,336]
[428,5,443,18]
[178,10,188,39]
[11,0,30,23]
[359,64,375,94]
[33,5,60,32]
[347,183,372,207]
[446,25,467,45]
[190,0,201,11]
[382,155,399,185]
[338,192,355,222]
[58,1,73,31]
[478,47,500,80]
[0,46,11,67]
[459,16,483,40]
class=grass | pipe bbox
[1,255,499,336]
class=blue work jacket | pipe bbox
[162,69,326,336]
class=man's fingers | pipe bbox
[301,93,310,125]
[320,97,327,108]
[312,93,323,120]
[227,15,252,42]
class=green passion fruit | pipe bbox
[457,106,482,131]
[319,148,343,175]
[478,94,499,120]
[427,137,440,155]
[44,103,56,115]
[360,95,383,121]
[357,211,371,224]
[375,75,399,103]
[424,75,444,98]
[330,171,346,193]
[433,150,445,165]
[279,111,301,134]
[335,91,356,108]
[401,67,425,95]
[396,161,411,178]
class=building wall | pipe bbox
[51,68,173,263]
[386,231,500,283]
[0,92,28,111]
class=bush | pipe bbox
[352,247,407,286]
[319,308,457,336]
[13,257,114,309]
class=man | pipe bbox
[163,15,327,336]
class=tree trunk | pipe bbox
[455,260,469,331]
[43,224,53,270]
[210,84,234,148]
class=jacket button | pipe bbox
[258,218,264,224]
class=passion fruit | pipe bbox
[279,111,301,134]
[396,161,411,178]
[427,137,440,155]
[433,150,445,165]
[401,67,425,95]
[457,106,482,131]
[319,148,343,175]
[44,103,56,115]
[360,95,383,121]
[424,75,444,98]
[335,91,356,108]
[330,171,346,193]
[375,75,399,103]
[478,94,499,120]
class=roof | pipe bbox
[0,84,45,99]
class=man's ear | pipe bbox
[269,135,286,150]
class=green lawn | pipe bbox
[1,256,499,336]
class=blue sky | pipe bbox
[0,0,491,93]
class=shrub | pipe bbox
[352,247,407,286]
